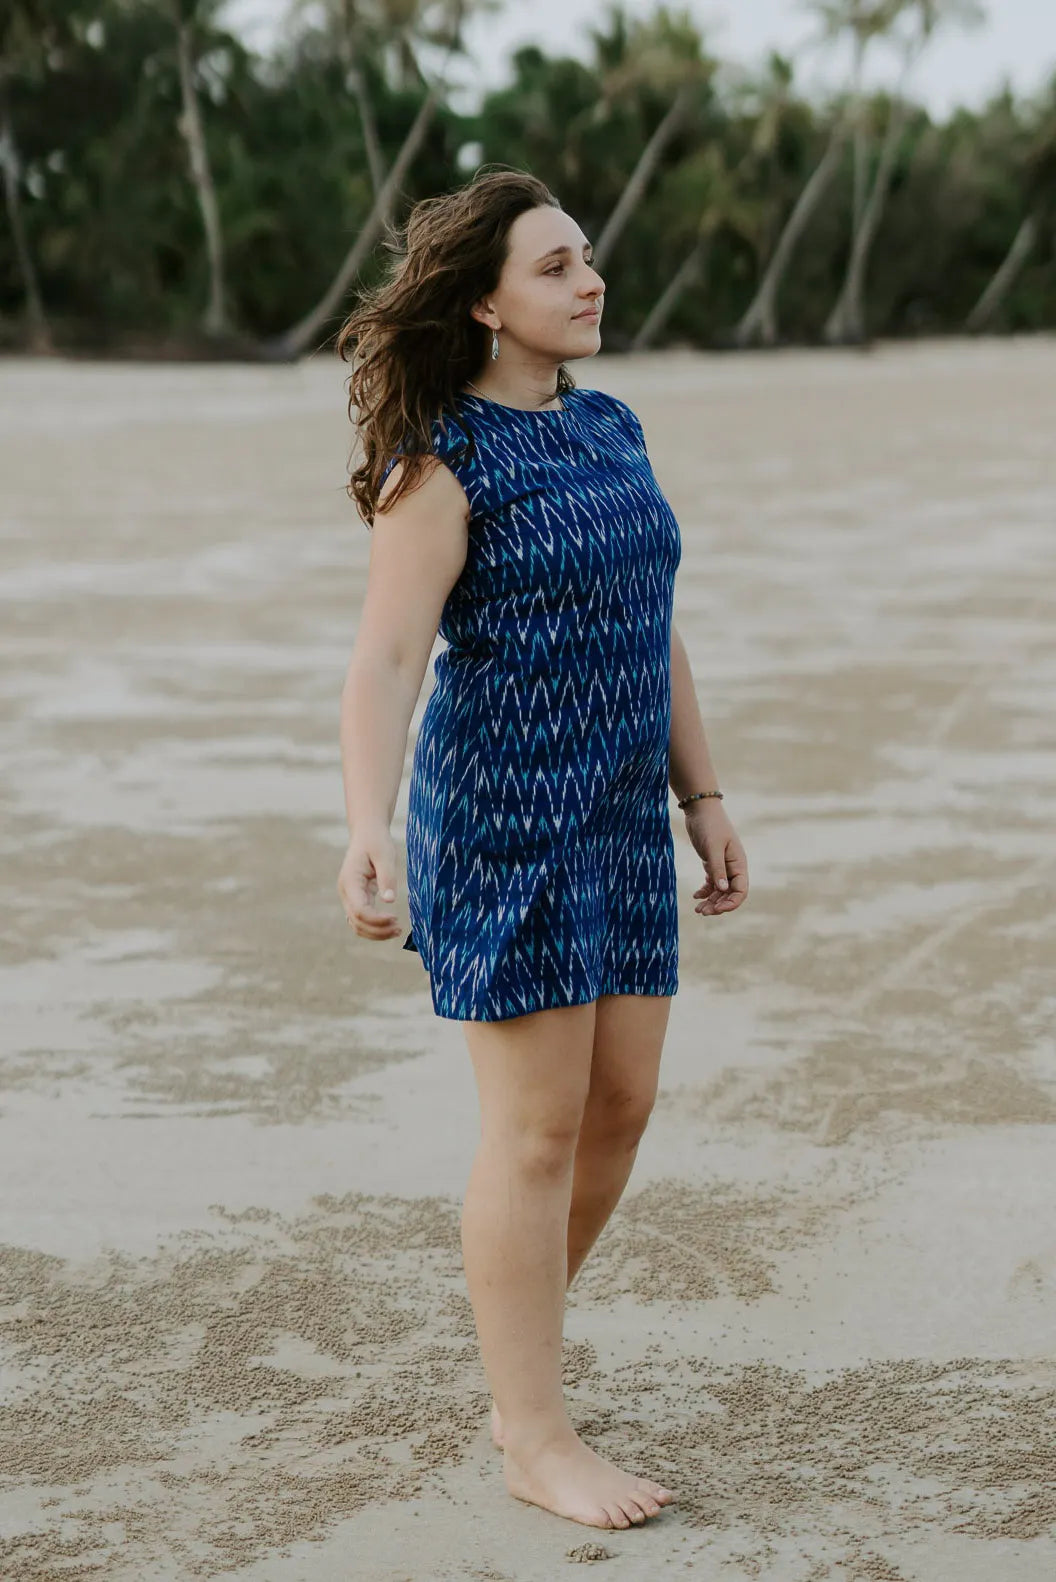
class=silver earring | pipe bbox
[491,329,500,360]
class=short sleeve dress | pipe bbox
[380,384,682,1022]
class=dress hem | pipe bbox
[428,976,679,1023]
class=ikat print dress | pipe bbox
[381,384,682,1022]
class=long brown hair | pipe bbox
[337,167,577,529]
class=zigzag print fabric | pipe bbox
[382,384,682,1021]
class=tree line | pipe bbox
[1,0,1053,359]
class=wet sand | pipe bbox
[1,338,1054,1579]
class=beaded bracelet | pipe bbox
[676,789,724,809]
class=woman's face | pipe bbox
[472,205,605,363]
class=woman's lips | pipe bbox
[575,308,601,320]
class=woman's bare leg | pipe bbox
[489,992,672,1448]
[462,999,675,1529]
[567,992,672,1284]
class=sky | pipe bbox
[227,0,1056,120]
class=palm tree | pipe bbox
[293,0,440,231]
[803,0,905,347]
[337,1,388,211]
[732,111,851,348]
[964,214,1038,331]
[821,87,909,343]
[839,1,901,237]
[632,57,794,352]
[269,0,495,359]
[0,0,57,351]
[738,51,798,264]
[732,2,895,348]
[823,0,985,343]
[966,79,1056,331]
[587,6,716,271]
[167,0,232,337]
[631,143,757,349]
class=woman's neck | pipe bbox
[464,370,563,412]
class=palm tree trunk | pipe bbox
[965,213,1039,333]
[346,55,388,207]
[631,236,709,350]
[175,18,229,338]
[269,81,441,360]
[338,5,388,206]
[824,94,908,345]
[593,83,694,269]
[849,33,868,239]
[0,74,51,352]
[733,121,848,349]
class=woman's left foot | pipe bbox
[491,1399,504,1448]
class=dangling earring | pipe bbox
[491,328,500,361]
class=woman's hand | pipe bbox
[337,826,403,940]
[685,801,749,916]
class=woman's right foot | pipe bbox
[503,1429,675,1529]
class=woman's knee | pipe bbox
[583,995,668,1146]
[582,1079,657,1148]
[488,1118,584,1180]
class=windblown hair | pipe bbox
[337,167,576,529]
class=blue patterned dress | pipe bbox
[381,384,682,1021]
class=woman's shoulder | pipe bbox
[379,404,473,483]
[585,386,641,424]
[576,386,648,451]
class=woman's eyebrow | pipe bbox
[534,243,594,263]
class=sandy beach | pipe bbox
[1,337,1054,1580]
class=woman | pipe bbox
[336,168,749,1531]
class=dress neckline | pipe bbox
[458,386,577,417]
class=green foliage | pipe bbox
[0,0,1052,351]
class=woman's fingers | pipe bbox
[338,864,401,938]
[693,840,748,914]
[696,891,743,914]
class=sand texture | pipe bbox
[1,339,1054,1580]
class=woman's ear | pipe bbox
[467,297,497,331]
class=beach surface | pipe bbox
[1,338,1054,1580]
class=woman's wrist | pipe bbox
[674,787,723,811]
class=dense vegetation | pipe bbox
[1,0,1053,357]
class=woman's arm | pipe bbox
[667,621,722,801]
[667,621,749,912]
[337,457,469,938]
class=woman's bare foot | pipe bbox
[491,1398,504,1448]
[503,1427,675,1529]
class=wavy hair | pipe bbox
[337,167,576,529]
